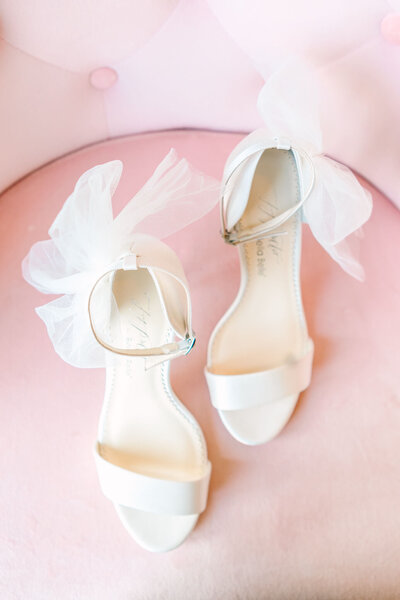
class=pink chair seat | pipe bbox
[1,130,399,598]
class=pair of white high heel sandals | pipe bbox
[23,65,372,552]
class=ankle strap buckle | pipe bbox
[221,229,237,245]
[183,333,196,355]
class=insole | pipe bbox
[98,269,205,482]
[210,149,308,375]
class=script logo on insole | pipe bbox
[125,291,151,376]
[257,196,283,263]
[256,235,282,276]
[267,235,282,260]
[256,239,267,277]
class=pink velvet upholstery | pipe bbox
[1,131,399,599]
[1,0,400,209]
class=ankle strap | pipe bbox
[221,139,315,245]
[88,253,195,361]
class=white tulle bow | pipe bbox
[244,61,372,280]
[22,150,219,368]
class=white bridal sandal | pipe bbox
[23,151,218,552]
[205,61,373,446]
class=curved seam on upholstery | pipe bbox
[0,1,183,76]
[110,0,184,69]
[317,34,383,73]
[0,36,80,74]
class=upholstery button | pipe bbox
[90,67,118,90]
[381,14,400,44]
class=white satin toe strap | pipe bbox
[206,341,314,411]
[94,445,211,516]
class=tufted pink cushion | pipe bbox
[1,131,399,599]
[1,0,400,209]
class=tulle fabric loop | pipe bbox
[22,150,219,368]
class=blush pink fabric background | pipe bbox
[1,0,400,209]
[1,131,399,599]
